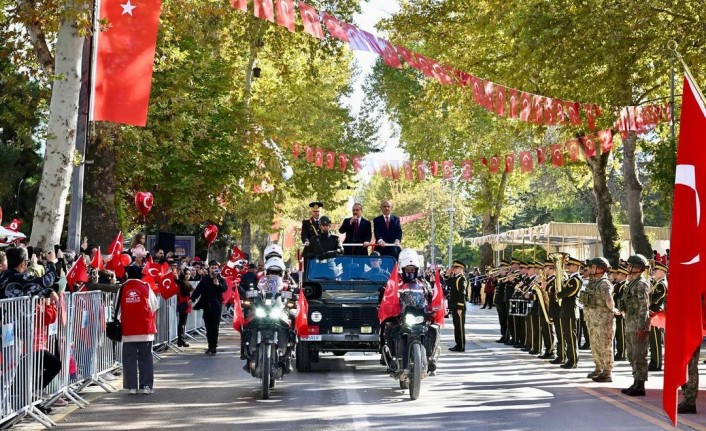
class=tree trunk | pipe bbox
[622,132,652,256]
[82,129,119,249]
[241,219,252,260]
[479,172,508,269]
[585,151,621,266]
[29,20,84,249]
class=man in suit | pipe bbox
[338,203,373,256]
[372,200,402,261]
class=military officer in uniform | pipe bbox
[557,256,583,369]
[619,254,651,397]
[540,260,558,361]
[648,261,667,371]
[301,202,324,270]
[511,261,529,348]
[494,260,510,343]
[445,260,468,352]
[584,257,617,382]
[504,258,522,345]
[613,266,628,361]
[523,262,543,355]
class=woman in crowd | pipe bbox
[176,268,194,347]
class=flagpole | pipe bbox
[669,41,706,106]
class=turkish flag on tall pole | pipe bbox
[663,71,706,426]
[92,0,163,126]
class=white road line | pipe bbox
[342,365,371,431]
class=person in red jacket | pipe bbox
[120,265,159,394]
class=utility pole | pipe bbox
[447,174,456,267]
[430,182,435,266]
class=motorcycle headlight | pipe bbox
[405,314,424,326]
[268,308,283,320]
[255,308,267,318]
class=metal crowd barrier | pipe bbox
[1,288,207,429]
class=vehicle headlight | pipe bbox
[255,308,267,318]
[405,314,424,326]
[268,308,283,319]
[311,311,323,323]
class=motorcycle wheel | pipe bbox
[399,380,409,389]
[409,343,423,400]
[261,344,272,399]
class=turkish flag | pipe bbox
[378,264,401,323]
[341,22,369,52]
[455,69,472,88]
[536,147,547,164]
[231,0,246,10]
[275,0,295,32]
[412,53,434,78]
[520,92,532,122]
[314,148,323,167]
[298,2,323,39]
[487,156,500,174]
[550,144,564,167]
[484,81,495,110]
[471,77,484,107]
[322,12,348,42]
[598,129,614,152]
[66,257,89,291]
[461,160,473,180]
[93,0,163,127]
[325,151,335,169]
[294,289,309,336]
[107,231,124,256]
[159,271,177,299]
[554,99,566,124]
[415,160,427,181]
[430,266,446,326]
[429,161,439,176]
[663,73,706,427]
[567,102,581,126]
[106,231,125,277]
[532,95,544,124]
[442,161,454,179]
[431,61,453,85]
[495,86,507,116]
[338,153,348,172]
[519,151,533,173]
[142,260,166,281]
[376,38,402,68]
[395,45,420,69]
[352,155,364,173]
[566,138,581,162]
[305,146,313,162]
[390,161,401,180]
[582,134,597,158]
[403,161,413,180]
[544,97,555,125]
[358,30,384,56]
[232,284,246,332]
[90,247,105,270]
[504,154,515,173]
[509,89,519,118]
[583,104,597,130]
[254,0,274,22]
[378,160,391,177]
[229,245,246,262]
[292,143,301,158]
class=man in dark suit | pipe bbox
[338,203,372,256]
[372,200,402,261]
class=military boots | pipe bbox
[624,380,646,396]
[592,371,613,383]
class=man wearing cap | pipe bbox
[556,256,583,369]
[584,257,617,382]
[445,260,468,352]
[339,203,373,256]
[503,258,522,345]
[511,261,530,349]
[619,254,651,396]
[373,200,403,261]
[493,261,510,343]
[301,202,324,245]
[308,216,343,260]
[542,260,559,361]
[648,261,668,371]
[523,262,544,355]
[612,266,629,361]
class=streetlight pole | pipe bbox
[430,182,435,266]
[447,175,456,267]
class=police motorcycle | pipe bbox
[241,255,298,399]
[381,249,440,400]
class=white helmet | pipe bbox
[264,244,283,260]
[264,256,285,274]
[398,248,419,269]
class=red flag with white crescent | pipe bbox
[322,12,348,42]
[550,144,565,167]
[275,0,295,31]
[519,151,533,173]
[338,153,348,172]
[431,266,446,326]
[378,264,401,323]
[159,271,177,299]
[461,160,473,180]
[566,138,581,162]
[520,92,532,122]
[298,2,323,39]
[582,134,597,158]
[66,257,89,291]
[254,0,274,22]
[598,129,614,152]
[295,290,309,336]
[509,89,519,118]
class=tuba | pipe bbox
[548,252,570,305]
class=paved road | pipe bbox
[20,306,706,430]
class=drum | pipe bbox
[509,298,531,316]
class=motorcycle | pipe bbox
[241,275,297,399]
[381,281,440,400]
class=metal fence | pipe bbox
[0,289,206,429]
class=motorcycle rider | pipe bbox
[381,248,440,373]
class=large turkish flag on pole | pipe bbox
[92,0,162,126]
[663,72,706,426]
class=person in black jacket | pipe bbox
[557,256,583,369]
[338,203,373,256]
[445,260,468,352]
[191,260,227,355]
[307,216,343,259]
[0,246,59,301]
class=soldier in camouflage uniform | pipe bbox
[618,254,651,397]
[583,257,617,382]
[679,347,700,414]
[612,266,629,361]
[648,261,668,371]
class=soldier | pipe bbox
[540,260,557,360]
[445,260,468,352]
[579,263,591,350]
[523,262,543,355]
[494,260,510,343]
[504,258,522,345]
[301,202,324,270]
[619,254,651,397]
[679,347,700,414]
[648,261,667,371]
[557,256,583,369]
[307,216,344,260]
[613,266,629,361]
[584,257,618,382]
[511,261,529,348]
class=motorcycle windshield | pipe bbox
[400,282,426,310]
[258,275,283,298]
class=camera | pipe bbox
[213,269,221,275]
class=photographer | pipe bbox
[190,260,227,355]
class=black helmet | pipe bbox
[626,254,648,269]
[319,215,331,226]
[590,257,610,271]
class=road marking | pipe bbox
[342,365,371,431]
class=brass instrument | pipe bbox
[548,252,570,306]
[529,274,550,323]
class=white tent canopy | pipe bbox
[463,221,671,261]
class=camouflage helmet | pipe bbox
[626,254,649,269]
[590,257,610,271]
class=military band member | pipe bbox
[540,261,557,360]
[619,254,651,397]
[445,260,468,352]
[613,266,628,361]
[494,260,510,343]
[648,261,668,371]
[579,263,591,350]
[523,262,543,355]
[557,256,583,369]
[504,258,522,345]
[511,261,529,348]
[584,257,617,382]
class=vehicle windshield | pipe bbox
[305,255,396,283]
